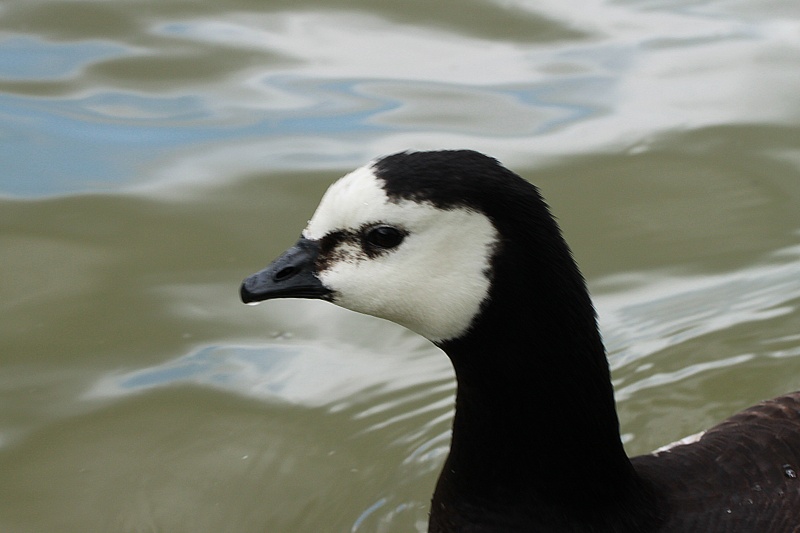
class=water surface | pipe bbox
[2,1,800,531]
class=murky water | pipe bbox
[2,1,800,531]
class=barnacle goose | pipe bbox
[241,150,800,532]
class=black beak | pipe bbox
[240,237,331,304]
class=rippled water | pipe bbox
[2,1,800,531]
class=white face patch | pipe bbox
[303,164,498,343]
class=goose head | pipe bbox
[240,151,515,343]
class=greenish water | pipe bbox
[2,1,800,531]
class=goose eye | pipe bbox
[364,225,405,249]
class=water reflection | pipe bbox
[4,5,799,197]
[87,341,452,409]
[3,0,800,531]
[0,36,124,80]
[600,242,800,374]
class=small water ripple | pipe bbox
[598,242,800,371]
[85,340,451,408]
[0,35,126,81]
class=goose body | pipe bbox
[240,150,800,532]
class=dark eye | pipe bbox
[364,225,405,249]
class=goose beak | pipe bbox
[240,237,331,304]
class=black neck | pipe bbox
[437,306,635,488]
[430,213,656,530]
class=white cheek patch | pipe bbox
[302,164,498,343]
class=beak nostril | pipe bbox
[241,237,327,304]
[274,265,298,282]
